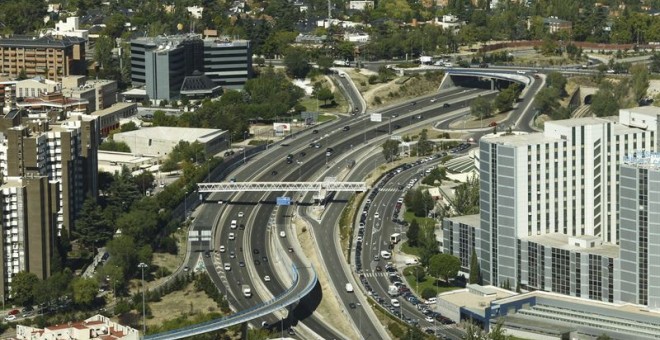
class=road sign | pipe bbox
[390,135,402,141]
[370,113,382,122]
[276,197,292,206]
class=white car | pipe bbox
[4,315,15,322]
[374,212,380,219]
[516,70,526,74]
[224,263,231,271]
[219,245,226,253]
[238,212,244,218]
[391,299,400,307]
[425,316,434,323]
[264,275,271,282]
[229,233,235,240]
[279,231,286,238]
[430,98,437,103]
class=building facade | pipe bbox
[444,114,660,309]
[0,36,87,82]
[130,35,251,99]
[16,314,139,340]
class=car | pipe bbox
[229,251,236,259]
[533,74,540,79]
[264,275,271,282]
[411,101,417,106]
[299,151,306,157]
[349,302,357,309]
[224,263,231,271]
[424,328,435,335]
[343,126,350,131]
[391,299,400,307]
[261,321,269,328]
[374,212,380,219]
[280,231,286,238]
[8,309,19,316]
[286,159,293,164]
[4,315,15,322]
[262,256,268,263]
[238,212,244,218]
[312,129,319,134]
[254,259,261,265]
[442,103,450,108]
[219,245,226,253]
[183,266,190,272]
[238,224,245,230]
[271,170,278,176]
[375,265,382,271]
[354,107,360,113]
[430,98,437,103]
[204,251,211,258]
[416,114,423,119]
[489,121,497,127]
[253,248,259,254]
[228,233,235,240]
[288,247,294,253]
[425,316,435,322]
[239,261,245,267]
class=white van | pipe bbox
[345,283,354,293]
[380,250,392,259]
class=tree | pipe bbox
[650,52,660,73]
[630,64,650,101]
[533,87,561,115]
[469,248,482,285]
[106,236,141,278]
[546,71,567,95]
[470,96,493,119]
[494,85,518,113]
[74,197,114,252]
[421,288,436,300]
[253,57,266,67]
[417,129,433,156]
[316,87,335,105]
[428,253,461,283]
[94,35,114,75]
[283,47,311,79]
[11,272,39,306]
[591,88,620,117]
[99,139,131,153]
[71,277,99,306]
[120,121,139,132]
[407,219,420,247]
[450,175,480,215]
[317,56,334,73]
[382,140,401,162]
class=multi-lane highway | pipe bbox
[168,63,550,339]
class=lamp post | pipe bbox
[138,262,149,338]
[243,131,248,163]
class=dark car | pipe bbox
[343,126,350,131]
[312,129,319,134]
[299,151,306,157]
[271,170,278,176]
[443,103,450,108]
[253,248,259,254]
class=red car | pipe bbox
[489,121,497,127]
[8,309,19,315]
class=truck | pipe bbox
[419,56,433,65]
[388,285,399,297]
[333,60,350,67]
[390,233,401,244]
[242,285,252,298]
[380,250,392,259]
[345,283,354,293]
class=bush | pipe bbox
[368,75,379,84]
[422,287,437,300]
[388,322,404,338]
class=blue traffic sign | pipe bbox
[276,197,291,206]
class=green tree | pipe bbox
[546,71,567,95]
[71,277,99,306]
[74,197,114,252]
[11,272,39,307]
[417,129,433,156]
[650,52,660,73]
[405,188,434,217]
[106,236,141,279]
[630,63,650,101]
[316,87,335,105]
[99,139,131,153]
[317,56,334,73]
[94,35,114,75]
[494,85,519,113]
[450,175,480,215]
[428,253,461,283]
[120,121,139,132]
[283,47,311,79]
[469,248,482,285]
[533,87,561,115]
[591,88,620,117]
[382,140,401,162]
[253,57,266,66]
[421,288,436,300]
[407,219,420,247]
[470,96,493,119]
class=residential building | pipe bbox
[113,126,227,157]
[344,32,370,43]
[528,16,573,34]
[91,102,138,137]
[16,314,139,340]
[62,76,118,112]
[0,36,87,82]
[45,16,89,41]
[444,115,660,309]
[15,77,60,99]
[348,0,374,10]
[16,92,88,114]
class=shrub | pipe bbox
[422,287,437,300]
[388,322,404,338]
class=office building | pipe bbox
[62,76,118,112]
[0,36,87,82]
[202,38,252,89]
[113,126,227,157]
[444,115,660,308]
[129,35,252,100]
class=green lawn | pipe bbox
[403,211,435,227]
[400,241,422,257]
[317,113,338,123]
[403,266,461,297]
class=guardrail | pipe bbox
[145,264,317,340]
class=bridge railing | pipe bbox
[145,264,318,340]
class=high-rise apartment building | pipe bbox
[0,36,87,82]
[444,114,660,308]
[130,35,252,100]
[0,108,98,297]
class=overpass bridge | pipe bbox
[198,179,368,199]
[439,68,531,91]
[145,264,317,340]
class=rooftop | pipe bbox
[620,106,660,117]
[483,131,563,147]
[114,126,226,143]
[0,35,86,48]
[521,233,620,258]
[444,214,480,227]
[545,116,608,128]
[438,285,516,314]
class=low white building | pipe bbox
[348,0,374,10]
[344,32,370,43]
[16,314,139,340]
[113,126,229,158]
[45,16,89,40]
[187,6,204,19]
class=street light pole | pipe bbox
[243,131,248,164]
[138,262,149,338]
